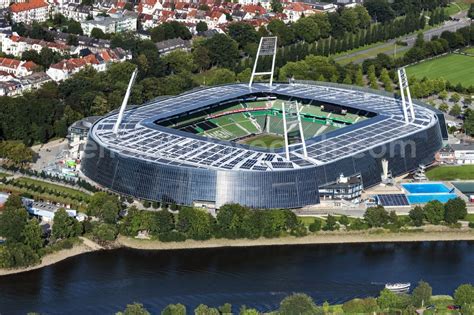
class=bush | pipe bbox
[92,223,118,242]
[469,222,474,229]
[309,219,322,232]
[348,218,369,231]
[158,231,187,242]
[342,298,378,313]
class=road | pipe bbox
[334,17,472,64]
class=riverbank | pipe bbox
[0,237,103,276]
[117,228,474,251]
[1,229,474,276]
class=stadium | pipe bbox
[81,38,446,209]
[81,80,447,208]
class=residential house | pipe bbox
[10,0,49,24]
[155,37,192,55]
[283,2,317,22]
[81,11,138,36]
[0,57,38,77]
[46,47,131,81]
[1,34,70,57]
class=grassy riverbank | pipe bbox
[117,228,474,251]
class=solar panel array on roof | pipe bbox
[376,194,409,207]
[90,83,438,172]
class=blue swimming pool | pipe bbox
[402,183,458,204]
[402,183,451,194]
[407,194,458,204]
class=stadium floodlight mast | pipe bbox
[249,36,278,88]
[113,68,139,135]
[281,101,308,160]
[397,67,415,124]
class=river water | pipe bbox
[0,241,473,314]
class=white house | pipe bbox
[0,57,38,77]
[10,0,49,24]
[81,11,138,36]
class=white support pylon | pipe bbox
[249,37,278,88]
[281,102,290,160]
[113,68,138,135]
[296,103,308,159]
[397,68,415,124]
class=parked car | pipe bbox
[447,305,461,310]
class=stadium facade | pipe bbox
[81,82,446,209]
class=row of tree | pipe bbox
[116,281,474,314]
[409,198,468,226]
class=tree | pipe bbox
[409,206,424,227]
[339,215,350,227]
[468,4,474,20]
[453,284,474,306]
[52,208,80,240]
[449,104,461,117]
[444,197,467,224]
[450,93,461,103]
[368,65,378,90]
[423,200,444,225]
[67,34,79,46]
[0,204,28,243]
[439,90,448,100]
[293,17,321,43]
[279,293,320,315]
[271,0,283,13]
[323,215,338,231]
[343,298,378,313]
[228,22,259,48]
[116,303,150,315]
[438,103,449,112]
[309,219,322,232]
[377,289,405,310]
[67,20,83,35]
[194,304,219,315]
[192,44,211,72]
[364,206,389,227]
[411,281,432,307]
[161,304,186,315]
[364,0,395,23]
[204,34,240,68]
[92,223,118,242]
[21,218,43,251]
[90,28,107,39]
[196,21,208,33]
[87,192,121,224]
[177,207,213,240]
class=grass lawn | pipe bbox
[445,0,471,16]
[406,54,474,87]
[463,46,474,55]
[426,165,474,180]
[15,177,89,200]
[241,133,285,149]
[336,43,407,65]
[465,213,474,222]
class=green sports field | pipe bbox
[406,54,474,87]
[426,165,474,181]
[240,134,285,149]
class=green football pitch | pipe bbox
[406,54,474,87]
[239,134,285,149]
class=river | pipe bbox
[0,241,473,314]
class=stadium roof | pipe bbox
[90,82,439,172]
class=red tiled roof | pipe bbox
[242,4,266,15]
[284,2,311,12]
[0,57,20,69]
[10,0,48,13]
